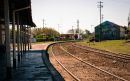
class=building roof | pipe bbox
[95,21,120,28]
[95,21,122,30]
[0,0,36,27]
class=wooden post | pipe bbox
[29,27,32,49]
[24,26,27,53]
[12,11,16,68]
[23,26,25,54]
[22,25,24,54]
[20,25,23,57]
[4,0,12,79]
[16,14,20,62]
[27,26,30,52]
[0,24,2,44]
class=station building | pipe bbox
[95,21,127,41]
[0,0,35,80]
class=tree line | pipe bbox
[32,27,60,42]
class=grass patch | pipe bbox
[32,41,55,44]
[77,40,130,54]
[33,42,45,44]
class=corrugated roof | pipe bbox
[0,0,36,27]
[95,21,121,29]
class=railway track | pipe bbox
[71,43,130,62]
[49,43,129,81]
[50,46,80,81]
[61,43,130,80]
[63,43,130,71]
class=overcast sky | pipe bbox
[31,0,130,33]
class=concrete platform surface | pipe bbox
[10,50,54,81]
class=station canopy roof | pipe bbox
[0,0,36,27]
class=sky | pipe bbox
[31,0,130,33]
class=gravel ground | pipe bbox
[48,43,130,81]
[31,42,130,81]
[63,43,130,80]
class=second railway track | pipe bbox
[49,43,130,81]
[71,43,130,61]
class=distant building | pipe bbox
[95,21,127,41]
[60,34,75,40]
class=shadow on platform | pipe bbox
[9,50,64,81]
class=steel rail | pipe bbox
[71,43,130,60]
[60,45,128,81]
[51,46,81,81]
[74,43,130,58]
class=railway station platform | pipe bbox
[9,43,64,81]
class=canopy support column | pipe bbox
[12,11,16,68]
[29,27,32,49]
[16,14,20,62]
[4,0,12,79]
[20,25,23,57]
[27,26,30,52]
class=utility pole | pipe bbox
[97,1,103,41]
[72,26,74,34]
[128,10,130,27]
[101,14,104,22]
[43,19,45,28]
[58,24,60,34]
[72,26,75,40]
[127,10,130,38]
[91,25,93,33]
[77,19,80,39]
[98,1,103,24]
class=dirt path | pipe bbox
[31,43,52,50]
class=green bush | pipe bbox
[36,38,46,42]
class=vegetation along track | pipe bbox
[49,43,129,81]
[72,43,130,62]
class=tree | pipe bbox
[85,30,91,35]
[82,29,92,39]
[32,27,60,41]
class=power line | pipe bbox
[109,0,130,4]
